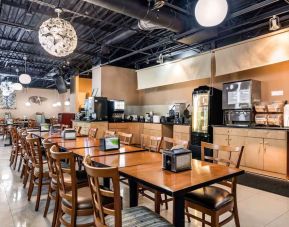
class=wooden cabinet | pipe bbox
[263,138,287,174]
[244,137,264,170]
[213,126,288,177]
[173,125,191,142]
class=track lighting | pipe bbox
[269,15,281,31]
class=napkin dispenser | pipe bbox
[100,136,120,151]
[61,128,76,140]
[162,146,192,172]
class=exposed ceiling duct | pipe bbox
[82,0,192,33]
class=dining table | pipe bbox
[118,159,244,227]
[48,136,100,150]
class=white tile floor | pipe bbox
[1,142,289,227]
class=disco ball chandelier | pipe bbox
[38,8,77,57]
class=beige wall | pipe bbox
[101,66,140,105]
[0,88,70,119]
[138,60,289,105]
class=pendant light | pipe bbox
[195,0,228,27]
[38,7,77,57]
[13,68,23,91]
[19,56,31,85]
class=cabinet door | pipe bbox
[244,137,264,170]
[213,134,229,146]
[263,139,287,174]
[229,136,246,166]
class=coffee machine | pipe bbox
[174,103,186,124]
[108,100,125,122]
[85,97,108,121]
[223,80,261,126]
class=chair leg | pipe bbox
[185,205,191,223]
[27,174,35,201]
[56,200,62,227]
[13,152,18,170]
[9,150,15,167]
[164,194,169,210]
[155,191,161,214]
[20,161,26,179]
[211,213,220,227]
[43,183,52,217]
[35,177,43,211]
[23,168,30,189]
[233,201,240,227]
[52,191,60,227]
[17,156,23,172]
[202,213,206,227]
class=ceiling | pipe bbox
[0,0,289,88]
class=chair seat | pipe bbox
[185,186,234,210]
[105,206,173,227]
[62,186,93,209]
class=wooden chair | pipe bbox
[26,136,50,211]
[88,127,98,138]
[21,133,33,188]
[0,118,7,139]
[9,127,22,170]
[16,128,28,172]
[139,134,167,214]
[117,132,133,145]
[50,145,94,227]
[104,130,116,137]
[74,125,82,134]
[185,141,244,227]
[163,137,189,150]
[83,155,173,227]
[28,119,37,128]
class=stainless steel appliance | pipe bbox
[191,86,223,155]
[85,97,108,121]
[223,80,261,126]
[108,100,125,122]
[174,103,186,124]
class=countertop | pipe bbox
[213,125,289,131]
[72,120,190,126]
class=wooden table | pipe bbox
[71,145,146,157]
[48,137,100,150]
[91,152,162,168]
[119,159,244,227]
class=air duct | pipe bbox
[82,0,192,33]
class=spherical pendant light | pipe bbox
[19,74,32,85]
[38,9,77,57]
[12,83,23,91]
[195,0,228,27]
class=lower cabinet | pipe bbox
[213,127,288,176]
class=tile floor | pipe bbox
[1,142,289,227]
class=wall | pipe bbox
[131,60,289,115]
[101,66,140,105]
[0,88,70,119]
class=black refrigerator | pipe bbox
[190,86,223,159]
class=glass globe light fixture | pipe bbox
[195,0,228,27]
[12,83,23,91]
[64,100,70,106]
[19,73,32,85]
[38,8,77,57]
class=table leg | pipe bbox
[173,194,185,227]
[128,179,138,207]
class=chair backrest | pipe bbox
[61,124,69,131]
[201,141,244,191]
[26,136,43,169]
[104,130,116,137]
[118,132,133,145]
[74,126,82,134]
[88,128,98,138]
[10,127,19,147]
[42,139,58,179]
[140,134,162,152]
[83,155,122,227]
[163,137,189,150]
[50,145,77,204]
[28,119,36,128]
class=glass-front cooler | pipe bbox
[192,92,209,133]
[191,86,223,159]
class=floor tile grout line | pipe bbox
[264,209,289,226]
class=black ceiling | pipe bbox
[0,0,289,88]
